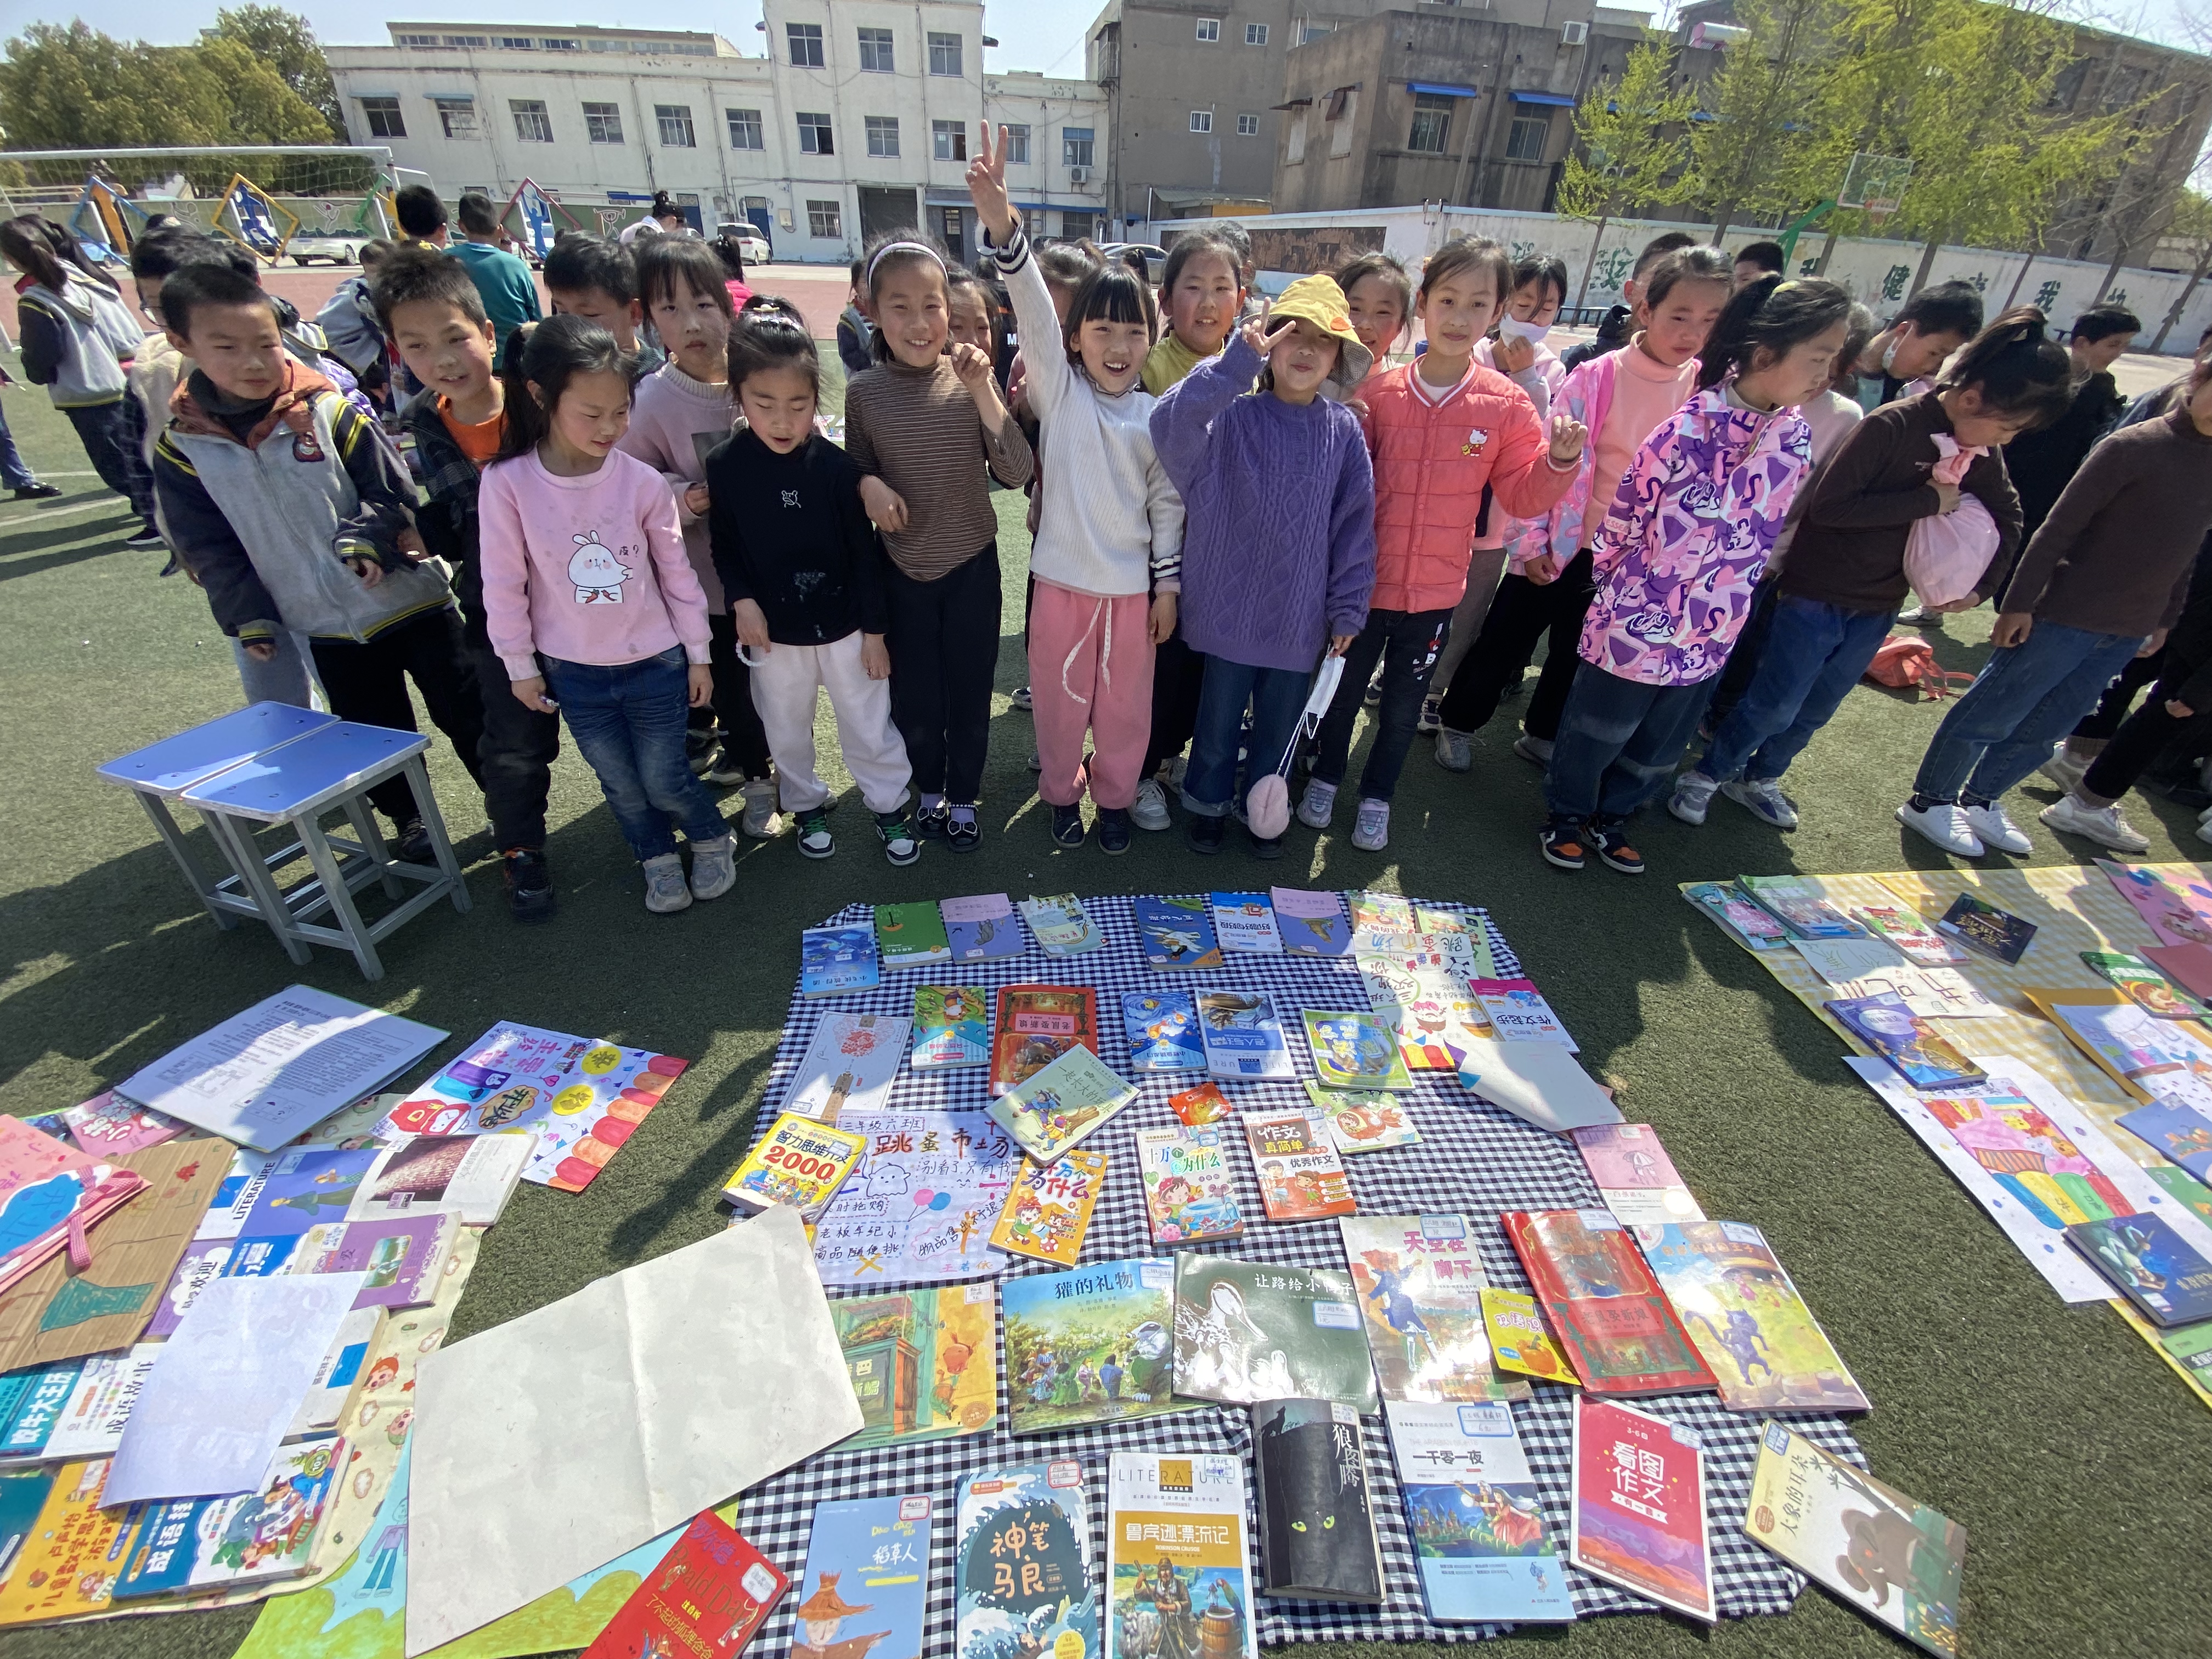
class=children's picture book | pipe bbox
[1501,1210,1717,1396]
[581,1510,787,1659]
[722,1113,868,1221]
[1123,991,1206,1074]
[1635,1221,1871,1413]
[1210,892,1283,953]
[289,1215,452,1311]
[942,893,1027,963]
[1349,891,1416,932]
[913,989,991,1072]
[1135,1127,1245,1245]
[1356,953,1487,1071]
[1467,980,1578,1050]
[58,1091,183,1156]
[990,1149,1107,1266]
[1195,991,1296,1080]
[1019,894,1105,956]
[2096,857,2212,948]
[789,1013,912,1116]
[959,1462,1099,1659]
[1301,1011,1414,1092]
[1168,1082,1230,1126]
[792,1496,930,1659]
[989,1047,1138,1166]
[2032,991,2212,1107]
[2151,1160,2212,1224]
[811,1109,1020,1285]
[1681,882,1793,952]
[1935,891,2036,963]
[1105,1453,1254,1659]
[991,986,1101,1096]
[112,1435,345,1600]
[346,1132,532,1228]
[1307,1084,1421,1153]
[1339,1214,1516,1402]
[1383,1399,1576,1624]
[1271,887,1350,956]
[2081,950,2211,1020]
[1570,1397,1715,1622]
[2118,1099,2212,1181]
[831,1283,998,1448]
[1172,1255,1379,1411]
[1743,1422,1965,1657]
[0,1361,80,1460]
[1002,1259,1197,1434]
[1133,896,1225,970]
[0,1118,146,1297]
[1242,1110,1356,1223]
[1735,875,1863,940]
[1825,994,1985,1090]
[1570,1124,1706,1227]
[1251,1399,1381,1602]
[876,902,953,969]
[237,1144,385,1238]
[804,926,882,996]
[2065,1211,2212,1325]
[1480,1288,1579,1385]
[0,1459,130,1624]
[1854,903,1967,966]
[2115,1295,2212,1408]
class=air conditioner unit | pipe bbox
[1069,165,1090,183]
[1561,19,1589,44]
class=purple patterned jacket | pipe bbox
[1577,385,1814,686]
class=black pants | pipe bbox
[1312,607,1453,801]
[1142,626,1209,775]
[310,607,486,825]
[686,611,773,779]
[2073,649,2162,741]
[1703,574,1781,733]
[2083,672,2212,804]
[884,542,1001,803]
[467,634,561,849]
[64,400,152,524]
[1435,548,1598,742]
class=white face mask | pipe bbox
[1498,315,1551,346]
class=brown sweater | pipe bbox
[1778,393,2021,616]
[842,357,1034,580]
[1997,407,2212,637]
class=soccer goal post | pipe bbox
[0,145,417,251]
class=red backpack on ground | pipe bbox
[1861,634,1977,700]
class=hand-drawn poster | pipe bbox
[811,1111,1020,1286]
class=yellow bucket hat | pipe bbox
[1268,273,1373,387]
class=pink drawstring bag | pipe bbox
[1903,434,1999,609]
[1246,656,1345,840]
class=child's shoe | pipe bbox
[689,831,738,900]
[1434,729,1472,772]
[876,810,921,867]
[123,523,165,550]
[1416,693,1443,733]
[500,847,556,924]
[2038,743,2091,795]
[1009,685,1034,711]
[1186,812,1226,855]
[795,807,835,859]
[1131,777,1172,831]
[914,800,950,840]
[1352,798,1390,852]
[1587,820,1645,874]
[1248,823,1284,860]
[2039,793,2151,853]
[737,778,782,839]
[642,853,693,913]
[1362,673,1384,707]
[391,817,433,863]
[1895,800,1984,857]
[1513,733,1553,768]
[1539,816,1587,870]
[1051,803,1086,848]
[1297,778,1338,830]
[1962,799,2032,855]
[1097,806,1133,855]
[1721,776,1798,830]
[946,806,980,853]
[1669,771,1719,825]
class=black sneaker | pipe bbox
[1538,816,1587,870]
[795,807,835,859]
[914,801,950,839]
[10,482,60,501]
[391,817,433,862]
[876,810,921,867]
[1587,819,1646,874]
[1186,812,1226,855]
[1248,825,1284,860]
[1051,803,1086,848]
[123,524,166,550]
[501,847,556,923]
[1096,806,1132,855]
[946,810,980,853]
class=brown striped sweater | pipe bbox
[841,356,1034,580]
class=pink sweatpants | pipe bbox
[1028,581,1156,809]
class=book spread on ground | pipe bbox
[58,1092,183,1156]
[1339,1214,1520,1402]
[1020,894,1104,956]
[875,901,953,968]
[988,1047,1138,1166]
[2081,950,2212,1020]
[1936,893,2036,963]
[943,893,1026,963]
[1272,887,1350,955]
[1195,991,1296,1080]
[960,1462,1099,1659]
[1003,1259,1198,1435]
[1349,891,1417,932]
[829,1283,998,1449]
[913,989,990,1071]
[723,1114,867,1221]
[2065,1211,2212,1325]
[1124,990,1206,1074]
[1825,994,1985,1090]
[1252,1398,1382,1601]
[1105,1453,1254,1659]
[1211,892,1283,954]
[991,986,1101,1097]
[1854,903,1966,966]
[112,1434,345,1600]
[1309,1084,1421,1152]
[1570,1396,1715,1621]
[1136,1126,1245,1245]
[1479,1289,1579,1385]
[1134,896,1224,970]
[1302,1011,1414,1092]
[1384,1398,1576,1623]
[1243,1109,1356,1223]
[1635,1221,1870,1413]
[803,926,881,997]
[1570,1124,1706,1226]
[1466,980,1578,1049]
[347,1132,531,1228]
[792,1496,930,1659]
[580,1510,787,1659]
[990,1149,1108,1266]
[1172,1255,1378,1412]
[1501,1210,1716,1396]
[1736,876,1863,940]
[1682,882,1793,952]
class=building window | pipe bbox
[1062,211,1098,239]
[1190,110,1213,133]
[1246,22,1269,44]
[511,99,553,142]
[798,111,834,155]
[584,101,624,144]
[1002,123,1030,163]
[1196,17,1220,40]
[443,34,487,47]
[787,21,823,66]
[656,104,696,147]
[808,199,842,239]
[495,35,534,49]
[435,98,478,139]
[393,32,438,47]
[1237,112,1260,136]
[928,32,963,75]
[1408,92,1453,153]
[1063,126,1095,167]
[933,120,967,161]
[542,37,579,50]
[359,96,405,138]
[941,207,965,246]
[727,108,763,150]
[1300,23,1330,42]
[1505,109,1551,161]
[866,115,900,157]
[857,26,894,71]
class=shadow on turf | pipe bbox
[0,505,142,580]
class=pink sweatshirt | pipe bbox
[614,364,735,612]
[478,447,712,681]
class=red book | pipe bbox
[989,985,1100,1096]
[1569,1396,1715,1621]
[582,1511,788,1659]
[1499,1210,1716,1397]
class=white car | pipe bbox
[715,223,774,267]
[289,233,370,266]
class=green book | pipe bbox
[874,901,952,968]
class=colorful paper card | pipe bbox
[810,1110,1019,1286]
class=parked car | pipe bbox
[1100,241,1168,283]
[714,222,774,266]
[288,232,370,266]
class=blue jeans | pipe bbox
[543,647,727,860]
[0,398,32,490]
[1545,661,1714,822]
[1911,620,2147,804]
[1186,656,1312,819]
[233,631,322,709]
[1699,595,1895,784]
[1310,606,1452,802]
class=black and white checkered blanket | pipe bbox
[734,897,1860,1645]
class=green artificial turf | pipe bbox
[0,373,2205,1659]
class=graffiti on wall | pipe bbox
[1230,224,1386,274]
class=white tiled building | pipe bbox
[325,9,1110,263]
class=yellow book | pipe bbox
[988,1149,1107,1266]
[722,1112,867,1221]
[0,1460,129,1626]
[1479,1288,1580,1386]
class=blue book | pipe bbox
[1123,991,1205,1073]
[219,1234,306,1278]
[2067,1212,2212,1326]
[1196,990,1296,1079]
[1133,895,1223,969]
[956,1463,1097,1659]
[1383,1400,1576,1624]
[802,926,880,997]
[0,1362,81,1458]
[795,1494,932,1659]
[0,1465,53,1576]
[236,1145,383,1238]
[2117,1099,2212,1182]
[944,896,1026,963]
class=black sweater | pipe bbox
[705,428,888,645]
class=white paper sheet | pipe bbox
[105,1272,368,1503]
[1455,1041,1624,1134]
[115,987,447,1151]
[404,1204,863,1656]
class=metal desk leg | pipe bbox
[295,809,384,981]
[402,755,473,915]
[340,795,407,902]
[198,810,313,966]
[131,792,238,930]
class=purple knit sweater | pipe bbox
[1150,333,1377,672]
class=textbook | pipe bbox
[875,901,953,968]
[1211,891,1283,953]
[785,1011,909,1121]
[960,1463,1098,1659]
[1133,895,1224,970]
[1135,1126,1245,1245]
[1384,1398,1576,1624]
[1636,1221,1870,1413]
[988,1046,1139,1166]
[0,1459,131,1624]
[1467,979,1577,1050]
[1195,990,1297,1080]
[722,1113,867,1221]
[1480,1288,1579,1385]
[1936,892,2036,963]
[830,1284,997,1448]
[582,1510,787,1659]
[1501,1209,1716,1397]
[1243,1109,1356,1223]
[1310,1084,1421,1152]
[1123,990,1206,1074]
[1172,1255,1378,1411]
[990,1149,1108,1266]
[802,926,881,996]
[2080,950,2211,1020]
[991,985,1100,1096]
[1002,1260,1195,1434]
[912,988,990,1071]
[1825,993,1985,1090]
[288,1214,452,1311]
[111,1434,345,1600]
[1570,1396,1715,1621]
[792,1496,929,1659]
[2065,1211,2212,1325]
[1682,882,1793,952]
[1105,1453,1253,1659]
[1302,1011,1414,1092]
[1340,1214,1516,1403]
[942,892,1027,963]
[1272,887,1350,955]
[1251,1399,1382,1602]
[1736,875,1863,940]
[1020,894,1105,956]
[236,1144,384,1239]
[1570,1124,1706,1226]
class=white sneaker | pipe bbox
[1298,778,1338,830]
[2038,744,2091,794]
[2039,794,2150,853]
[1513,733,1553,767]
[1009,684,1034,711]
[1722,776,1800,830]
[1963,799,2033,855]
[1415,693,1442,734]
[1131,777,1172,831]
[1896,800,1985,857]
[1434,729,1472,772]
[642,852,693,913]
[1895,602,1926,623]
[1669,770,1720,826]
[689,831,738,900]
[1352,797,1390,851]
[738,778,782,839]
